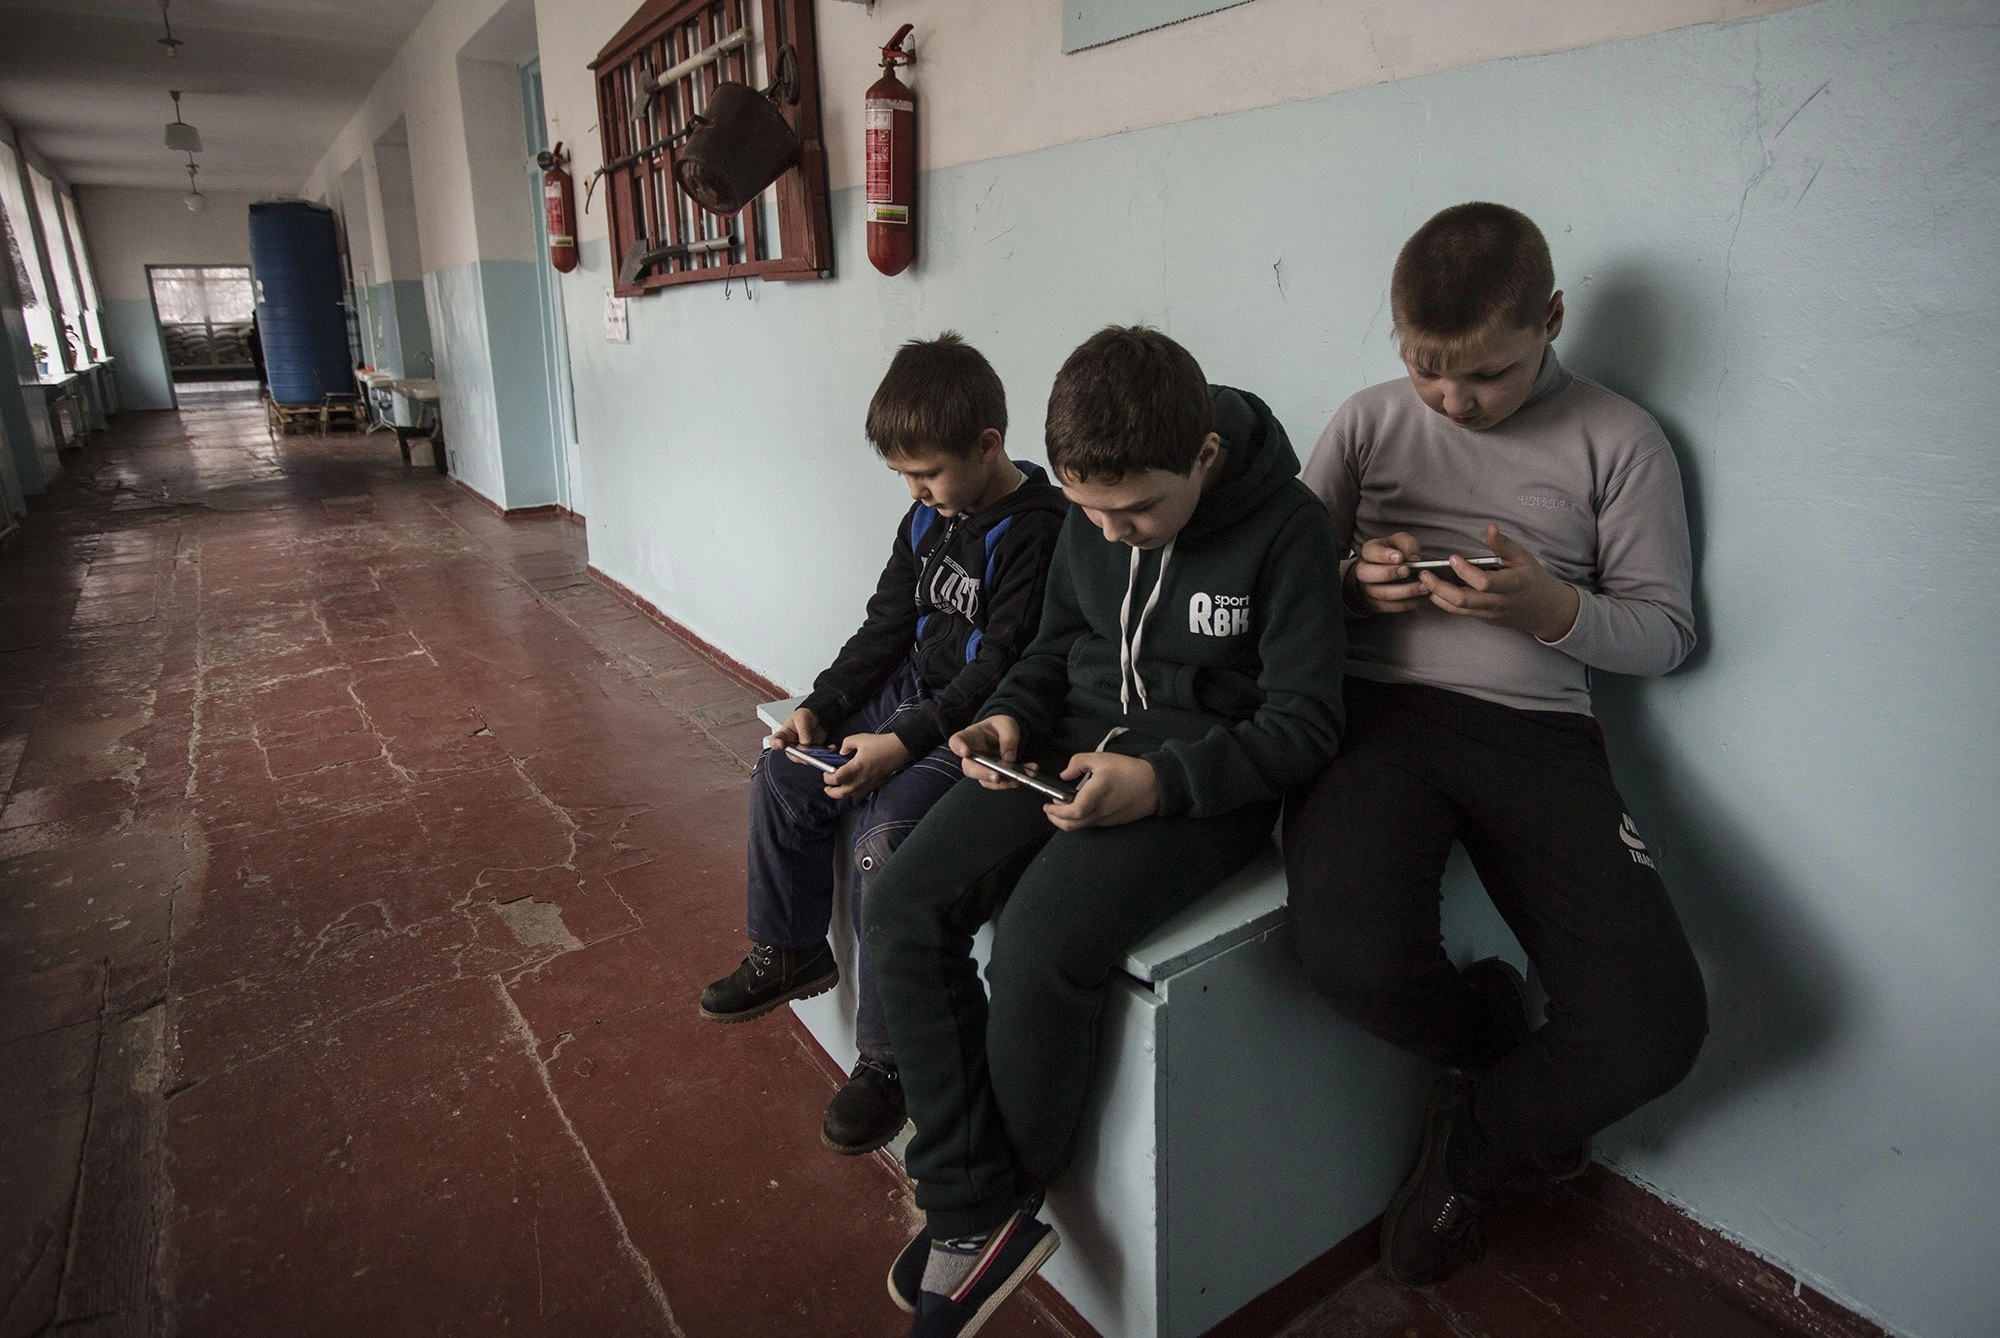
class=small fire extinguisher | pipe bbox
[540,143,578,274]
[866,25,916,277]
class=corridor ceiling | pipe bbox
[0,0,429,193]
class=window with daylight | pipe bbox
[0,143,62,378]
[29,168,85,370]
[148,265,256,373]
[590,0,831,296]
[58,192,104,362]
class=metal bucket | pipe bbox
[675,82,800,216]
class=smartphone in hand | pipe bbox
[784,745,848,773]
[1407,555,1503,587]
[967,754,1079,805]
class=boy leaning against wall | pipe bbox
[863,327,1347,1337]
[1288,202,1709,1285]
[697,333,1067,1157]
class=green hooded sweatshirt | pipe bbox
[979,386,1346,818]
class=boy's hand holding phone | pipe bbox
[766,705,823,751]
[951,716,1024,787]
[1419,524,1580,642]
[1347,531,1431,613]
[824,731,911,800]
[1045,752,1160,831]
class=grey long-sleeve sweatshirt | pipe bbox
[1302,349,1694,715]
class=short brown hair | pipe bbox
[1392,203,1555,369]
[1045,326,1213,482]
[865,332,1007,459]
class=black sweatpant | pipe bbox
[866,774,1278,1239]
[1283,677,1707,1178]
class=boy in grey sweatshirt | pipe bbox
[1290,202,1708,1287]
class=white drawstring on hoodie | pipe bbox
[1116,537,1175,715]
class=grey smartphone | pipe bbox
[783,745,848,773]
[1406,555,1503,586]
[967,754,1079,805]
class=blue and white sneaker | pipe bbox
[890,1189,1046,1314]
[907,1210,1059,1337]
[888,1227,926,1314]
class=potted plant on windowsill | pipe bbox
[31,342,49,378]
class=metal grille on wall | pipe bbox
[590,0,831,296]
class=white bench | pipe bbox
[759,698,1522,1337]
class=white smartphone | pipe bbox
[1406,555,1503,586]
[967,754,1079,805]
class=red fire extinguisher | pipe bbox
[866,26,916,276]
[540,142,578,274]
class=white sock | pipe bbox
[920,1231,988,1296]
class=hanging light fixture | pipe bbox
[183,158,207,213]
[157,0,184,54]
[165,90,203,153]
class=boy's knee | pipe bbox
[1595,956,1709,1105]
[1640,956,1709,1090]
[850,823,907,887]
[1292,924,1401,1019]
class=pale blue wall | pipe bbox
[98,297,173,410]
[424,259,557,509]
[479,259,558,506]
[555,2,1999,1334]
[365,278,435,426]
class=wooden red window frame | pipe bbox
[591,0,832,296]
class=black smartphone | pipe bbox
[967,754,1079,805]
[1406,555,1503,586]
[783,745,848,773]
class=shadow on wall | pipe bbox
[1564,264,1854,1150]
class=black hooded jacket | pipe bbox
[978,388,1346,818]
[800,462,1068,758]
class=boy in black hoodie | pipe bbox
[864,328,1347,1337]
[698,334,1066,1157]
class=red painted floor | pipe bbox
[1,385,1812,1338]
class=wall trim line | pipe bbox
[587,565,787,701]
[447,477,584,524]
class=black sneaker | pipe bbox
[697,940,838,1023]
[1380,1075,1494,1287]
[1461,956,1531,1068]
[907,1210,1059,1337]
[822,1057,907,1155]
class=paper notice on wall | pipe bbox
[603,290,629,343]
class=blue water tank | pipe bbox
[248,202,354,405]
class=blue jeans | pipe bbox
[746,661,964,1062]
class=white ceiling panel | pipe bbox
[0,0,432,192]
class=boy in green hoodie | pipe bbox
[863,327,1347,1337]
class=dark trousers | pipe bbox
[866,775,1278,1238]
[1282,678,1707,1178]
[746,662,963,1062]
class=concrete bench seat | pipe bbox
[756,697,1509,1337]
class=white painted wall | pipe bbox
[73,185,260,410]
[74,187,256,303]
[373,139,426,282]
[533,0,1815,249]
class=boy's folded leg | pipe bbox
[1281,692,1484,1067]
[864,777,1064,1239]
[987,801,1279,1190]
[741,744,847,955]
[1457,733,1709,1176]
